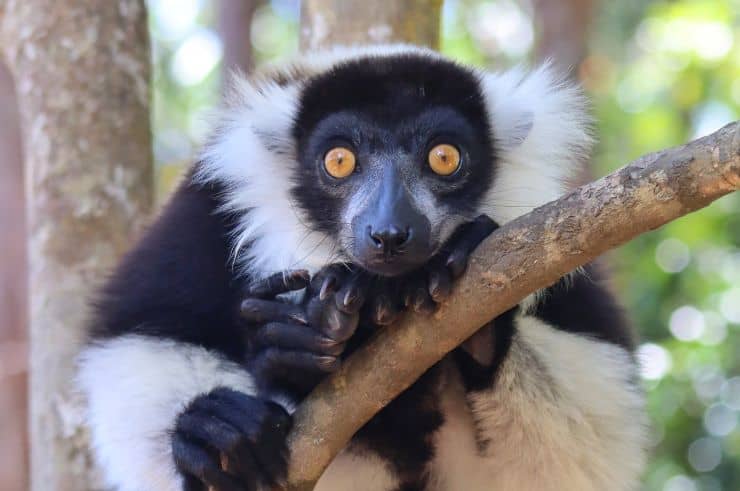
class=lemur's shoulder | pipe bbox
[533,263,635,350]
[89,173,245,359]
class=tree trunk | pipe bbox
[300,0,442,51]
[533,0,595,77]
[1,2,154,490]
[0,60,29,491]
[218,0,258,78]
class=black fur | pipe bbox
[173,387,291,491]
[89,171,247,362]
[353,364,444,491]
[453,307,519,393]
[533,262,635,350]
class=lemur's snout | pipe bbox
[368,225,411,256]
[352,170,432,276]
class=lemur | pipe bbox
[77,45,648,491]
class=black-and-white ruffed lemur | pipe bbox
[77,45,648,491]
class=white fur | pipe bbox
[316,448,399,491]
[76,335,257,491]
[479,64,594,224]
[197,79,339,281]
[429,315,647,491]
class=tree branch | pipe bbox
[283,121,740,490]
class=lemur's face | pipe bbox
[291,56,495,276]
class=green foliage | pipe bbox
[589,3,740,488]
[148,0,739,488]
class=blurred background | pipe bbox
[1,0,738,489]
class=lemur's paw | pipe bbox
[241,267,367,397]
[172,387,291,491]
[402,215,499,312]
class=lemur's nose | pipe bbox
[369,225,411,254]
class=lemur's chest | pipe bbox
[314,358,489,491]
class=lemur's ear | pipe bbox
[480,62,592,156]
[477,63,594,225]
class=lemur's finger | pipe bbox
[254,323,345,357]
[319,274,339,302]
[206,389,292,440]
[254,348,339,375]
[203,390,291,487]
[177,412,251,464]
[319,302,360,342]
[172,434,245,491]
[240,299,308,326]
[333,273,369,314]
[246,270,310,299]
[445,249,469,280]
[304,297,359,342]
[445,215,498,279]
[308,264,348,301]
[409,285,436,315]
[371,293,402,326]
[428,267,452,303]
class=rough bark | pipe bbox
[0,60,29,491]
[284,122,740,490]
[533,0,595,77]
[218,0,258,78]
[1,2,154,490]
[300,0,443,51]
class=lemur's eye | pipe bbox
[428,144,461,176]
[324,147,356,179]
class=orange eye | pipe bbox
[324,147,356,179]
[428,144,461,176]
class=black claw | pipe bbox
[428,269,452,303]
[372,294,400,326]
[335,278,367,314]
[319,274,338,301]
[317,355,339,371]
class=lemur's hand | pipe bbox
[172,387,291,491]
[367,215,499,324]
[240,267,368,399]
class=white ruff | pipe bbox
[76,335,257,491]
[479,64,593,224]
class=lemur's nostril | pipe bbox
[369,225,410,253]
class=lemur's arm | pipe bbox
[77,176,268,491]
[78,176,362,491]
